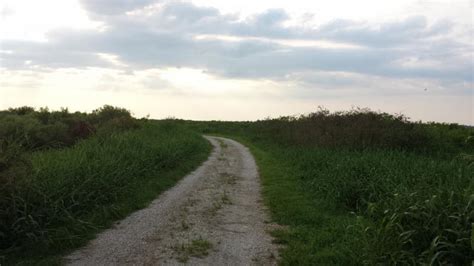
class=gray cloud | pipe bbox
[79,0,155,15]
[1,0,471,91]
[315,16,456,48]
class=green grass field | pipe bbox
[1,106,472,265]
[250,144,472,265]
[187,109,474,265]
[0,108,211,265]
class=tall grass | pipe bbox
[282,147,473,264]
[0,120,210,264]
[188,108,474,265]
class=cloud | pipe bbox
[314,16,459,49]
[1,5,15,18]
[79,0,155,15]
[1,0,471,93]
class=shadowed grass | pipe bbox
[1,121,211,265]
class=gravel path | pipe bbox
[65,136,279,265]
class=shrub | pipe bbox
[69,120,96,140]
[7,106,35,116]
[90,105,133,124]
[0,105,139,151]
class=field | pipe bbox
[186,108,474,265]
[0,106,472,265]
[0,106,211,264]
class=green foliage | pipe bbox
[282,147,473,264]
[0,105,137,151]
[7,106,35,116]
[90,105,133,124]
[91,105,139,134]
[0,108,211,264]
[188,108,474,265]
[2,105,472,264]
[192,107,473,155]
[173,237,213,262]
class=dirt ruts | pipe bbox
[65,136,279,265]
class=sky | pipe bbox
[0,0,472,124]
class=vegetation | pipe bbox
[173,237,213,262]
[0,106,211,264]
[187,108,474,265]
[1,105,472,265]
[0,105,138,151]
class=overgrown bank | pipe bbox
[187,108,474,265]
[0,107,211,264]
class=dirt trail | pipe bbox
[65,136,279,265]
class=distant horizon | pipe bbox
[3,104,473,126]
[1,0,472,125]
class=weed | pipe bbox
[173,237,213,262]
[217,139,228,149]
[208,201,223,217]
[221,191,232,204]
[221,172,237,185]
[181,220,190,230]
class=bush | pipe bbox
[7,106,35,116]
[0,105,138,151]
[90,105,133,123]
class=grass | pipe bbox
[264,146,472,265]
[173,237,213,262]
[2,106,472,265]
[223,138,359,265]
[221,191,232,205]
[217,139,228,149]
[187,108,474,265]
[1,120,211,265]
[206,137,473,265]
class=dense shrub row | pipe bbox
[197,107,474,155]
[0,105,138,151]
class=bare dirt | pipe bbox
[65,136,279,265]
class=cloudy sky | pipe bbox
[0,0,472,123]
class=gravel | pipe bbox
[65,136,279,265]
